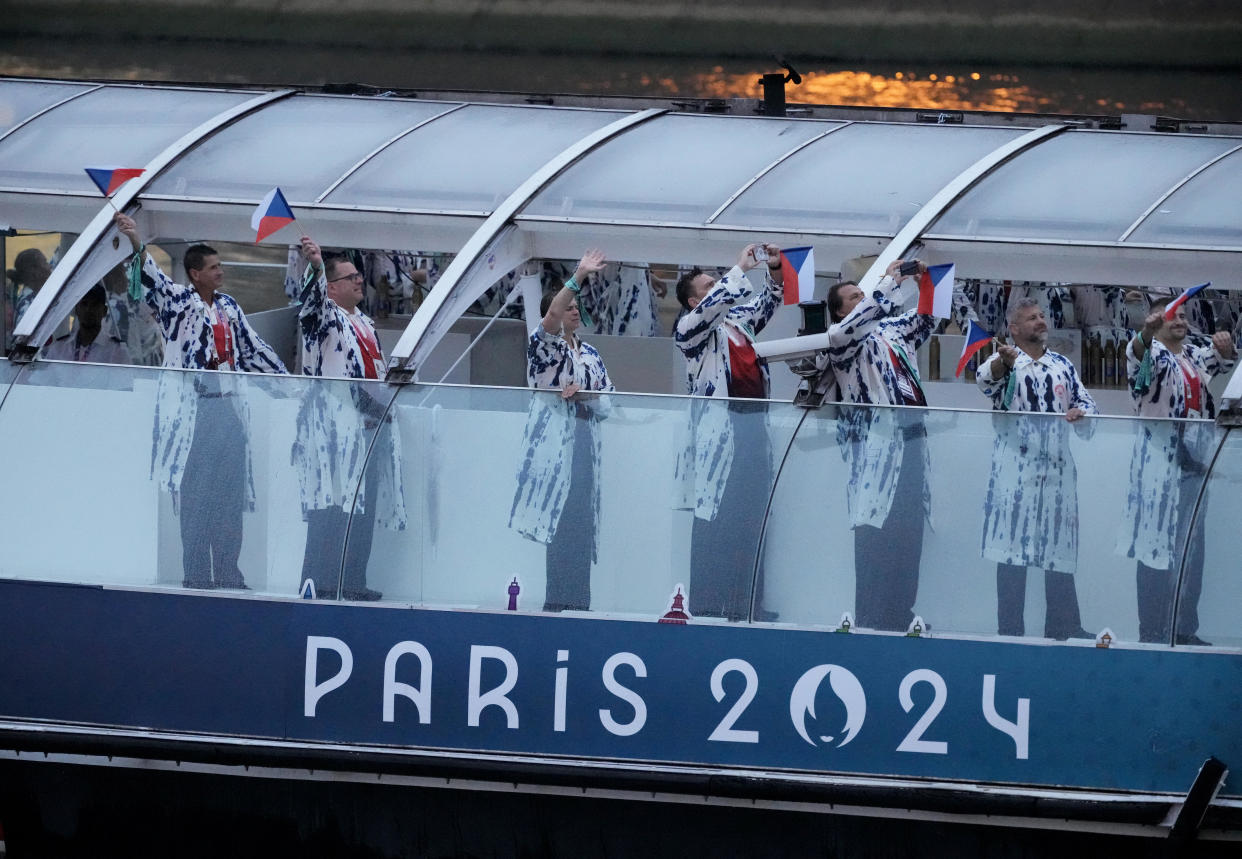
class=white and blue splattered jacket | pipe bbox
[581,262,660,337]
[976,350,1097,571]
[134,252,287,508]
[297,263,386,380]
[825,276,934,529]
[509,326,614,557]
[672,266,781,520]
[1116,337,1233,569]
[291,264,406,529]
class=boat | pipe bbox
[0,76,1240,854]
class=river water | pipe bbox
[2,37,1240,120]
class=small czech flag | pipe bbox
[779,246,816,305]
[916,262,955,319]
[1163,282,1210,320]
[84,166,145,196]
[252,187,296,243]
[956,319,993,377]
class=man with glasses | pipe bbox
[292,236,406,601]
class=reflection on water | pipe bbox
[692,68,1038,113]
[1,38,1239,120]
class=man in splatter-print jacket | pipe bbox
[1116,297,1235,645]
[673,243,783,621]
[976,297,1096,641]
[509,250,613,612]
[116,211,287,591]
[821,260,934,632]
[291,236,406,601]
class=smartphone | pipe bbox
[752,245,769,263]
[898,260,921,276]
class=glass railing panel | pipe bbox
[0,362,389,597]
[1179,426,1242,650]
[0,358,21,392]
[766,405,1226,645]
[377,384,801,620]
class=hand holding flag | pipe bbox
[252,187,296,243]
[1163,282,1210,319]
[955,319,993,377]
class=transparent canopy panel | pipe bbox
[716,124,1024,235]
[0,80,94,138]
[0,357,21,389]
[324,104,625,213]
[523,114,830,224]
[146,94,451,202]
[1126,148,1242,248]
[0,85,253,194]
[929,131,1242,242]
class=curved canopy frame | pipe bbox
[0,78,1238,372]
[10,87,296,356]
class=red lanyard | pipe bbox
[209,302,233,370]
[348,315,382,379]
[1177,356,1202,416]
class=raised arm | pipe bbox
[542,249,607,333]
[825,260,917,365]
[296,235,329,324]
[675,243,771,352]
[114,211,189,314]
[975,343,1016,405]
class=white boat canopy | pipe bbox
[2,77,1240,373]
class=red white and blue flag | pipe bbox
[84,166,145,196]
[780,246,816,305]
[916,262,955,319]
[956,319,992,377]
[252,187,296,243]
[1163,282,1210,319]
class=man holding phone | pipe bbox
[819,259,935,632]
[674,243,784,621]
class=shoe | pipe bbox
[342,587,383,601]
[1050,627,1094,641]
[182,578,214,590]
[754,609,781,623]
[1175,633,1212,647]
[215,579,250,591]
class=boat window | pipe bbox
[4,229,76,351]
